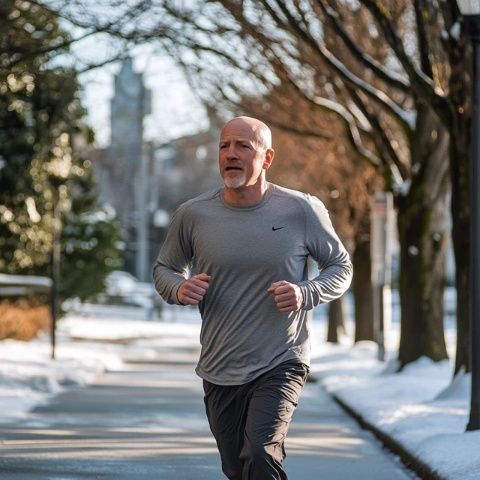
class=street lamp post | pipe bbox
[51,194,60,359]
[456,0,480,431]
[50,182,63,360]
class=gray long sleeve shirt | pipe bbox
[153,184,353,385]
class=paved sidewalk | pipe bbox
[0,344,414,479]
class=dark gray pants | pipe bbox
[203,361,309,480]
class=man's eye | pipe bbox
[241,144,250,148]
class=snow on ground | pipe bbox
[0,304,200,423]
[0,333,122,421]
[0,301,478,480]
[308,320,480,480]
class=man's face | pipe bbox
[218,120,272,189]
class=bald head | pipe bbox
[221,116,272,150]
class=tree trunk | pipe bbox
[397,104,450,368]
[353,237,375,342]
[327,296,346,343]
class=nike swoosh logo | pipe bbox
[272,226,285,231]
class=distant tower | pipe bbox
[107,58,151,278]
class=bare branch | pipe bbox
[358,0,445,98]
[5,29,98,69]
[346,84,408,185]
[215,84,332,139]
[316,0,410,92]
[6,0,152,69]
[413,0,434,78]
[254,1,415,135]
[75,52,131,74]
[276,66,383,168]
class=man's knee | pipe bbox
[242,436,285,467]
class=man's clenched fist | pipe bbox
[267,280,304,313]
[177,273,211,305]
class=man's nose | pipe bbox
[226,145,238,158]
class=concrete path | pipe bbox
[0,344,415,479]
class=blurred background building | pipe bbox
[93,58,220,281]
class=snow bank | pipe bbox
[311,341,480,480]
[0,330,123,422]
[0,308,201,423]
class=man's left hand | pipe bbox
[267,280,304,313]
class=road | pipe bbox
[0,340,415,479]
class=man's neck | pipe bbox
[223,179,271,207]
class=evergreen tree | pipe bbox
[61,153,123,301]
[0,0,122,300]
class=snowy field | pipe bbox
[0,299,478,479]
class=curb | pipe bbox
[331,393,446,480]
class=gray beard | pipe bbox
[224,173,247,189]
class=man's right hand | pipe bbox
[177,273,211,305]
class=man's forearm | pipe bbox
[298,259,353,310]
[152,262,186,305]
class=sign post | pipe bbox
[371,192,395,361]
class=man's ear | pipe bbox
[263,148,275,170]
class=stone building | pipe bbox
[93,58,151,278]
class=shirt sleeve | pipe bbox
[297,195,353,310]
[152,204,193,305]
